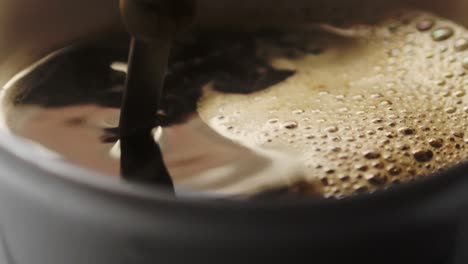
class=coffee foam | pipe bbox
[197,10,468,198]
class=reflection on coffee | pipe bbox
[5,9,468,199]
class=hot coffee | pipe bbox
[4,9,468,199]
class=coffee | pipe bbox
[5,9,468,199]
[198,10,468,198]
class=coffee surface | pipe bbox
[198,10,468,198]
[4,9,468,199]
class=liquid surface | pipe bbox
[198,10,468,198]
[4,9,468,199]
